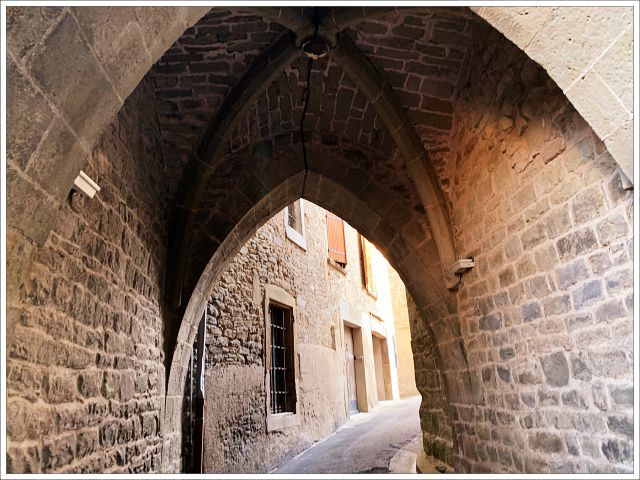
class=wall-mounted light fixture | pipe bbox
[451,258,475,276]
[73,170,100,198]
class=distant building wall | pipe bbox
[200,200,413,473]
[388,267,420,398]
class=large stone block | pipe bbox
[6,6,65,59]
[7,57,55,171]
[6,166,60,245]
[28,12,122,149]
[603,121,633,183]
[25,118,88,199]
[527,7,632,90]
[72,7,152,99]
[564,70,631,140]
[592,27,633,113]
[539,351,569,387]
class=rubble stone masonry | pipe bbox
[441,21,634,474]
[7,78,169,473]
[4,6,635,475]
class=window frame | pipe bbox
[284,200,307,251]
[263,284,300,432]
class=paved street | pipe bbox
[273,396,422,474]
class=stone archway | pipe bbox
[472,6,634,183]
[5,5,634,475]
[7,5,633,300]
[161,137,463,471]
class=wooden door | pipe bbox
[344,326,359,414]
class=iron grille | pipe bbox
[287,202,299,231]
[270,305,291,414]
[287,209,296,229]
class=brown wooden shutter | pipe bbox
[360,235,377,294]
[326,212,347,265]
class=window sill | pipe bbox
[285,225,307,251]
[328,258,347,275]
[267,412,300,432]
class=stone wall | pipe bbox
[442,21,634,473]
[6,78,169,473]
[199,201,413,473]
[408,296,453,466]
[5,7,635,476]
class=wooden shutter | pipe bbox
[360,235,376,294]
[326,212,347,265]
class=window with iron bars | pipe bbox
[269,304,296,414]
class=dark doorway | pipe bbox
[344,326,359,415]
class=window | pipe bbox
[269,304,296,414]
[264,285,299,431]
[360,235,377,296]
[326,212,347,268]
[284,200,306,250]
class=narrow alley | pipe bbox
[274,396,422,474]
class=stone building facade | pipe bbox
[195,200,415,473]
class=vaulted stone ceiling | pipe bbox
[150,7,474,197]
[148,6,477,305]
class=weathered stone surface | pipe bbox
[556,259,589,289]
[521,302,542,322]
[561,390,588,409]
[539,352,569,387]
[480,313,502,331]
[542,294,570,316]
[528,432,564,454]
[6,6,64,59]
[28,13,122,147]
[601,438,632,463]
[6,5,634,476]
[72,7,153,99]
[572,280,602,309]
[556,228,598,260]
[545,205,571,238]
[6,166,60,246]
[7,57,56,171]
[6,78,167,473]
[570,187,605,225]
[609,386,633,407]
[499,347,515,360]
[596,214,628,244]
